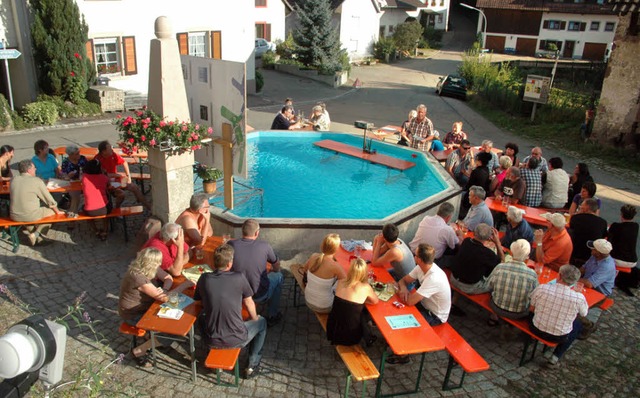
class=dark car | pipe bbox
[436,75,468,100]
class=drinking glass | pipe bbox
[168,292,179,308]
[573,282,584,293]
[535,263,544,276]
[502,196,510,208]
[195,248,204,261]
[354,246,362,258]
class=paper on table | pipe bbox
[157,307,184,320]
[160,293,194,311]
[385,314,421,330]
[46,178,70,189]
[182,264,213,283]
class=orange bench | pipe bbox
[119,322,146,351]
[450,285,557,366]
[432,322,490,390]
[204,347,241,387]
[599,297,614,310]
[0,206,144,252]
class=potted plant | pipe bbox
[194,163,223,193]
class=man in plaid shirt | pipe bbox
[407,104,435,151]
[529,264,588,368]
[520,157,543,207]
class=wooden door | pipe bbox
[563,41,575,58]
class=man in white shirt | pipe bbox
[410,202,464,260]
[542,157,570,209]
[529,264,588,368]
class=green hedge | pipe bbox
[22,101,59,126]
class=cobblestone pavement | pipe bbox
[1,214,639,397]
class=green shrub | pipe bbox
[0,94,11,129]
[22,101,59,125]
[262,51,277,68]
[11,113,31,130]
[373,37,396,61]
[393,21,423,53]
[255,69,264,92]
[276,32,298,60]
[423,27,443,47]
[72,98,101,117]
[278,58,305,68]
[37,94,72,117]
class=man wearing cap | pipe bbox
[577,238,616,339]
[569,198,608,266]
[529,264,588,368]
[533,213,573,272]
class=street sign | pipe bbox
[523,74,551,105]
[0,49,21,60]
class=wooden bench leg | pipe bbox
[442,354,467,391]
[519,336,539,366]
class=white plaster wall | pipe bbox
[76,0,254,95]
[254,0,287,42]
[537,12,617,58]
[339,0,381,59]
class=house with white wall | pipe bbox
[476,0,617,60]
[255,0,291,43]
[0,0,287,109]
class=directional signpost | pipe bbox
[0,48,21,110]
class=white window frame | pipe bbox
[590,21,600,31]
[94,38,120,75]
[567,21,581,31]
[188,32,207,58]
[605,22,615,32]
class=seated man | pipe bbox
[195,244,267,379]
[476,140,500,174]
[142,223,189,277]
[541,157,569,209]
[520,146,548,174]
[520,157,542,207]
[372,223,415,281]
[529,264,587,368]
[501,206,534,247]
[409,202,463,262]
[229,219,283,326]
[95,140,150,210]
[533,213,573,272]
[270,105,301,130]
[176,193,213,248]
[445,139,474,186]
[462,186,493,231]
[10,159,64,245]
[487,239,538,321]
[494,166,526,205]
[450,223,504,294]
[578,239,616,339]
[569,198,608,266]
[388,244,451,365]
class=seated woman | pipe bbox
[500,142,519,168]
[398,110,417,146]
[0,144,14,182]
[489,155,513,195]
[32,139,61,180]
[326,257,379,346]
[568,181,600,216]
[310,105,330,131]
[609,204,638,269]
[302,234,347,313]
[61,145,88,219]
[567,162,593,207]
[82,159,115,240]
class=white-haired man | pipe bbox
[487,239,539,324]
[409,202,464,261]
[462,186,494,231]
[501,206,534,247]
[142,222,189,276]
[406,104,434,151]
[529,264,587,368]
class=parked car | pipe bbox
[255,38,276,58]
[436,75,468,100]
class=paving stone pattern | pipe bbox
[1,213,638,397]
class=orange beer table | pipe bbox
[485,197,551,227]
[136,236,223,382]
[0,180,82,196]
[335,248,445,397]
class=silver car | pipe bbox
[255,38,276,58]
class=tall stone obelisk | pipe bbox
[147,16,194,223]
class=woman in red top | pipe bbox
[82,159,113,240]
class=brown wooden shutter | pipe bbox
[177,32,188,55]
[210,31,222,59]
[122,36,137,75]
[266,24,272,41]
[560,21,566,30]
[580,22,586,32]
[543,21,549,29]
[85,39,94,64]
[539,40,546,50]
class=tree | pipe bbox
[393,21,424,53]
[30,0,93,102]
[293,0,344,74]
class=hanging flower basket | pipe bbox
[114,106,213,155]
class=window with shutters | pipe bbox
[544,20,563,30]
[255,23,271,41]
[200,105,209,120]
[189,32,206,57]
[94,38,120,74]
[568,21,581,31]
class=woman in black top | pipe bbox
[0,145,14,180]
[609,204,638,268]
[568,163,593,206]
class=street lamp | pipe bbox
[461,3,487,50]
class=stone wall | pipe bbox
[592,13,640,149]
[274,64,349,88]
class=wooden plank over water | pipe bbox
[313,139,415,171]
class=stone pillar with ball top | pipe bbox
[147,16,194,223]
